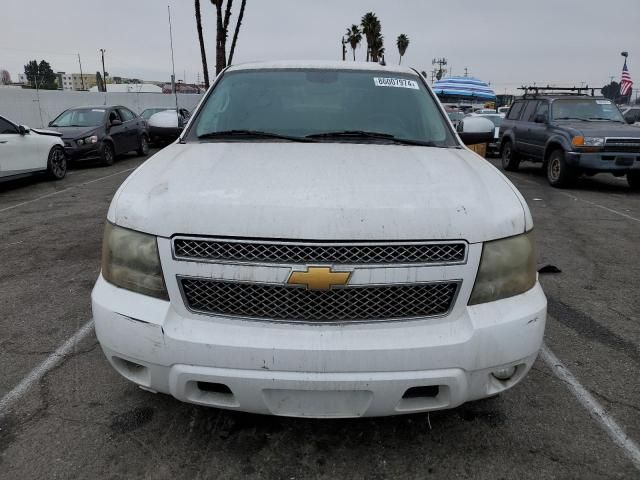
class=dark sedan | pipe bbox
[49,106,149,165]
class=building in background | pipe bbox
[70,73,97,91]
[55,72,74,91]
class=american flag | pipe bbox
[620,62,633,96]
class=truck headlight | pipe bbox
[101,222,169,300]
[572,136,604,147]
[468,231,536,305]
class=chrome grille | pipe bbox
[180,278,459,323]
[173,238,466,265]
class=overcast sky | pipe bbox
[1,0,638,94]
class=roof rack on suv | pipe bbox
[518,85,596,98]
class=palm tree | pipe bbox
[212,0,234,75]
[360,12,378,62]
[228,0,247,66]
[195,0,210,88]
[371,31,383,62]
[396,34,409,65]
[345,25,362,61]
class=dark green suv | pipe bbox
[499,93,640,189]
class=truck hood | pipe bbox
[556,120,640,137]
[109,142,529,243]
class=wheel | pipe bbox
[546,149,576,188]
[47,146,67,180]
[100,142,115,166]
[501,140,520,171]
[137,134,150,156]
[628,171,640,191]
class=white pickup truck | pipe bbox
[92,61,546,418]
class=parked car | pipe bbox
[0,115,67,181]
[93,61,546,418]
[446,110,465,129]
[621,105,640,125]
[474,113,503,156]
[146,108,191,144]
[500,94,640,188]
[49,106,149,166]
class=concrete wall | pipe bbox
[0,89,204,128]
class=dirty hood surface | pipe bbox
[109,142,527,243]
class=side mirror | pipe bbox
[534,113,547,124]
[625,116,635,124]
[48,121,53,127]
[18,125,30,135]
[457,117,495,145]
[110,119,123,127]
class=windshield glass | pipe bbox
[478,114,503,126]
[141,108,175,120]
[187,69,457,146]
[552,99,625,122]
[50,108,106,127]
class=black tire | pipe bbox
[546,149,576,188]
[46,146,67,180]
[628,171,640,191]
[137,134,150,157]
[501,140,520,171]
[100,142,115,166]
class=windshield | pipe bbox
[50,108,106,127]
[187,69,457,147]
[478,114,503,127]
[552,99,625,122]
[141,108,175,120]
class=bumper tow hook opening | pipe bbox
[402,385,440,399]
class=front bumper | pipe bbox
[148,126,180,143]
[63,141,101,161]
[92,276,547,418]
[567,150,640,172]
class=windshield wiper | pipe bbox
[305,130,441,147]
[198,130,313,142]
[554,117,591,122]
[588,117,624,122]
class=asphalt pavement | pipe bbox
[0,151,639,479]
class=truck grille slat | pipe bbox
[174,238,466,265]
[604,138,640,153]
[180,278,459,323]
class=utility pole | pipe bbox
[432,57,448,81]
[464,67,468,77]
[99,48,107,92]
[77,53,85,91]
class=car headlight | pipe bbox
[101,222,169,300]
[468,231,537,305]
[84,135,98,144]
[77,139,84,145]
[572,136,604,147]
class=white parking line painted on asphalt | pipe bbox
[0,320,94,417]
[0,167,136,215]
[541,344,640,470]
[508,175,640,223]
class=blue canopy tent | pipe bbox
[432,76,496,103]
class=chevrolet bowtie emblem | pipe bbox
[287,267,351,290]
